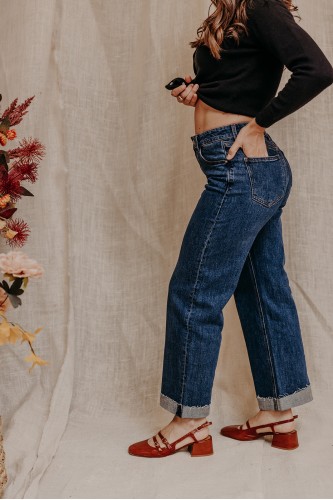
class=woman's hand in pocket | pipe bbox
[171,75,199,107]
[226,118,268,159]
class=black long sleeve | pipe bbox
[192,0,333,128]
[249,0,333,128]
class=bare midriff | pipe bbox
[194,98,253,135]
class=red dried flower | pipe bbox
[9,160,39,184]
[0,176,22,202]
[5,217,30,247]
[0,194,10,208]
[0,133,7,146]
[8,137,46,163]
[1,96,35,126]
[7,129,17,140]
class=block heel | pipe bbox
[188,435,214,457]
[271,430,299,450]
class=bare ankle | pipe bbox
[173,416,207,426]
[260,409,293,419]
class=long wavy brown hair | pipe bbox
[190,0,300,59]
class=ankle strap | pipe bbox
[247,414,298,431]
[170,420,213,447]
[193,420,213,432]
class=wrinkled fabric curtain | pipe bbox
[0,0,332,497]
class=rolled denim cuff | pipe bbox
[257,384,313,411]
[160,393,211,418]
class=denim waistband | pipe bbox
[190,121,271,149]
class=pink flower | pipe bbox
[0,251,44,278]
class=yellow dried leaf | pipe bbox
[8,324,23,344]
[24,352,49,372]
[0,321,10,345]
[21,331,36,343]
[21,326,43,344]
[5,229,18,239]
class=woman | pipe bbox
[128,0,333,458]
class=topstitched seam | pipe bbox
[179,183,231,408]
[248,249,279,406]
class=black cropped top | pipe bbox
[192,0,333,128]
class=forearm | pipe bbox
[248,0,333,128]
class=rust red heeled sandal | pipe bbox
[220,414,299,450]
[128,420,214,458]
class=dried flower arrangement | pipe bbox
[0,93,47,372]
[0,91,49,495]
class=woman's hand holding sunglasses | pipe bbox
[170,75,199,107]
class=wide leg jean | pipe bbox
[160,121,313,418]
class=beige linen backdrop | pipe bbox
[0,0,332,498]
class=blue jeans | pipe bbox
[160,122,313,418]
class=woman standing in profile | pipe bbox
[129,0,333,458]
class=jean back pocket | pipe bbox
[245,153,289,208]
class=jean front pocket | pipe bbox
[197,139,230,165]
[244,153,288,208]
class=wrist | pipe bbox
[247,117,266,132]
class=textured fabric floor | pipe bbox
[35,395,332,499]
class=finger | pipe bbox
[171,83,186,98]
[183,84,197,104]
[182,83,199,103]
[181,83,193,98]
[188,93,198,107]
[184,74,192,84]
[183,85,199,106]
[226,142,241,159]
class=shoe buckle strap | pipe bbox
[154,421,213,451]
[269,415,298,431]
[169,420,213,447]
[250,414,299,432]
[193,420,213,433]
[152,434,164,453]
[157,431,172,449]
